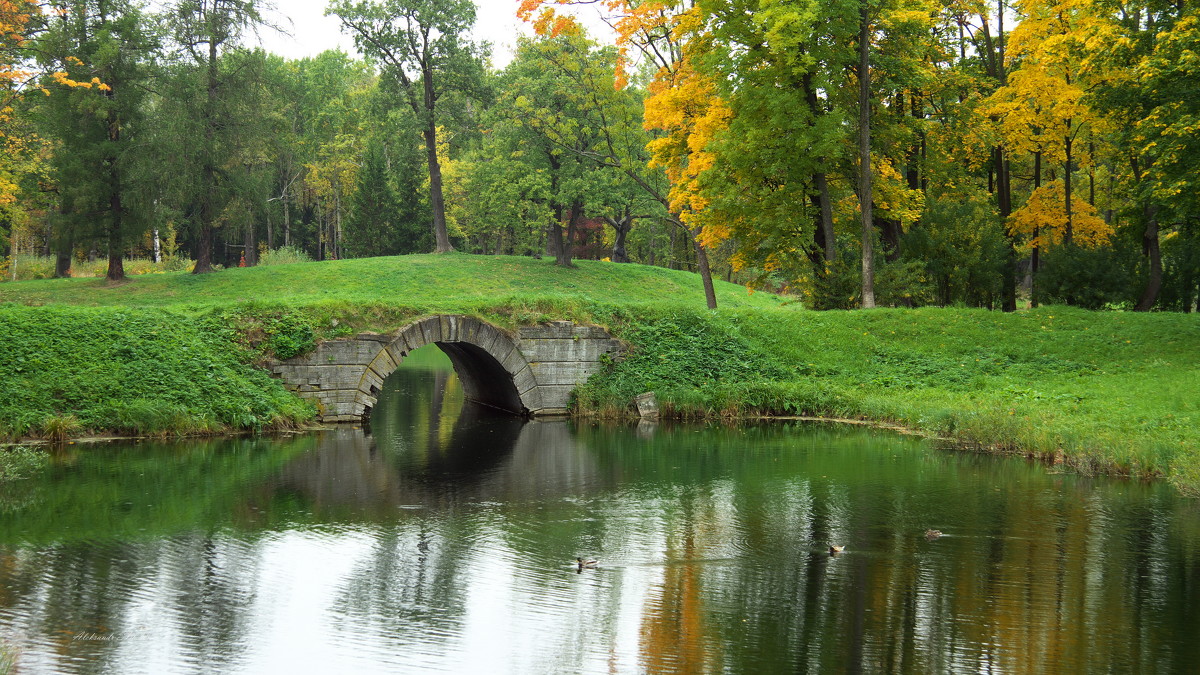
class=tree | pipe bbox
[519,0,720,308]
[166,0,269,274]
[36,0,157,281]
[343,135,429,256]
[329,0,488,254]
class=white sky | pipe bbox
[254,0,612,69]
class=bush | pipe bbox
[4,254,56,281]
[1038,243,1139,309]
[0,306,315,439]
[260,245,313,266]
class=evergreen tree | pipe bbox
[36,0,158,281]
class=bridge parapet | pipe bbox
[268,315,622,421]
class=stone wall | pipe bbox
[268,316,622,421]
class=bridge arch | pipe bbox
[269,315,622,422]
[358,315,539,417]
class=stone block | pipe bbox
[368,349,397,381]
[473,324,502,354]
[440,315,460,342]
[635,392,659,419]
[359,368,384,396]
[530,361,599,386]
[518,322,611,340]
[385,339,410,365]
[500,343,529,373]
[520,338,621,363]
[419,317,443,345]
[459,317,481,344]
[354,390,377,409]
[518,385,544,412]
[512,365,537,395]
[537,384,576,410]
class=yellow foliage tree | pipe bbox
[986,0,1112,245]
[518,0,723,308]
[1007,180,1112,250]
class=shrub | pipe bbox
[260,245,313,266]
[3,254,56,281]
[41,413,81,441]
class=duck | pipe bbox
[828,545,845,555]
[577,557,598,569]
[925,529,943,539]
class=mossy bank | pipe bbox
[2,254,1197,494]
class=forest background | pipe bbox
[1,0,1198,313]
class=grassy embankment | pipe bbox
[1,253,1197,493]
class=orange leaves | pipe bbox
[50,71,108,90]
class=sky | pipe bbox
[254,0,611,68]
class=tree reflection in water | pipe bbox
[0,354,1199,673]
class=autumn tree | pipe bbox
[518,0,721,308]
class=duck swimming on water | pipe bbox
[577,557,598,569]
[828,545,845,555]
[925,529,943,539]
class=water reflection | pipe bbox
[0,354,1198,673]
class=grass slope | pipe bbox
[0,253,784,310]
[2,253,1198,493]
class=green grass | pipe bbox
[574,306,1200,493]
[2,253,1198,493]
[0,252,784,311]
[0,305,313,438]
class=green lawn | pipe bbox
[0,252,784,312]
[2,253,1198,494]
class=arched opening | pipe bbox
[436,341,526,415]
[357,316,538,421]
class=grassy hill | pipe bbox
[0,253,783,311]
[2,253,1198,495]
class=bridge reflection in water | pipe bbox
[1,347,1199,673]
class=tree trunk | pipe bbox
[605,212,633,263]
[105,103,125,282]
[814,172,836,263]
[858,0,876,309]
[423,122,452,254]
[1134,205,1161,311]
[802,73,836,264]
[995,147,1017,312]
[691,225,717,310]
[1064,133,1074,246]
[193,36,219,274]
[1031,150,1041,308]
[195,220,213,273]
[54,205,73,278]
[878,217,902,263]
[244,217,257,266]
[553,202,580,268]
[106,192,125,282]
[55,244,73,278]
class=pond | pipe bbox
[1,347,1198,673]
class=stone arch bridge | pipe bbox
[268,315,623,421]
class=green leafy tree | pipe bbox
[329,0,488,254]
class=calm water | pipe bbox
[2,350,1199,674]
